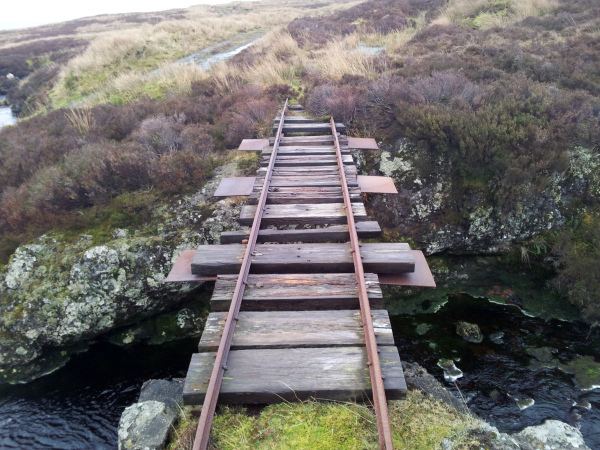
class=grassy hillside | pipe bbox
[0,0,358,114]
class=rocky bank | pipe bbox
[367,141,600,255]
[0,165,242,383]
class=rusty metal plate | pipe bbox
[165,249,217,283]
[214,177,256,197]
[238,139,269,151]
[378,251,436,287]
[347,137,379,150]
[357,175,398,194]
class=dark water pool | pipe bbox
[0,339,196,449]
[1,294,599,448]
[391,293,600,449]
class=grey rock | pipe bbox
[402,361,469,414]
[456,321,484,344]
[468,422,521,450]
[138,379,184,414]
[118,400,177,450]
[513,419,590,450]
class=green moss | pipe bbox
[560,355,600,391]
[52,190,161,245]
[169,391,479,449]
[235,152,260,175]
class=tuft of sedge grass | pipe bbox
[168,391,481,450]
[435,0,558,30]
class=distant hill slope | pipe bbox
[0,0,357,114]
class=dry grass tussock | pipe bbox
[211,28,391,89]
[435,0,558,29]
[210,30,302,90]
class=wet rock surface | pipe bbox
[118,400,177,450]
[403,361,468,414]
[118,379,184,450]
[513,419,591,450]
[456,321,484,344]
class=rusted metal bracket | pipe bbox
[357,175,398,194]
[213,177,255,197]
[347,137,379,150]
[165,250,217,283]
[378,251,436,287]
[238,138,269,151]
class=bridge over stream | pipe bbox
[166,100,435,449]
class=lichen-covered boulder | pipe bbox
[118,400,177,450]
[513,419,590,450]
[0,176,241,383]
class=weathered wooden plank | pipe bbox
[257,165,356,176]
[261,154,353,166]
[165,249,217,283]
[213,177,255,197]
[183,346,406,404]
[220,221,381,244]
[347,137,379,150]
[210,273,383,311]
[198,310,394,351]
[275,123,346,133]
[238,138,269,151]
[274,117,323,123]
[378,250,437,288]
[249,186,362,204]
[191,243,414,276]
[357,175,398,194]
[263,146,341,156]
[272,135,347,146]
[254,175,357,188]
[239,202,367,225]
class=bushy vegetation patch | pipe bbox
[0,82,280,261]
[287,0,441,47]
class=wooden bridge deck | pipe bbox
[166,102,435,449]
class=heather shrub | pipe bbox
[90,103,150,141]
[133,114,184,154]
[411,70,482,107]
[181,124,215,156]
[288,0,411,47]
[306,83,368,124]
[220,97,277,147]
[151,150,215,194]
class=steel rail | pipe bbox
[192,99,289,450]
[330,117,394,450]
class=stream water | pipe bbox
[176,34,261,70]
[0,96,16,129]
[0,265,599,448]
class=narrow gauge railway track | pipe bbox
[167,99,436,450]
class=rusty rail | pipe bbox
[192,99,289,450]
[330,117,394,450]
